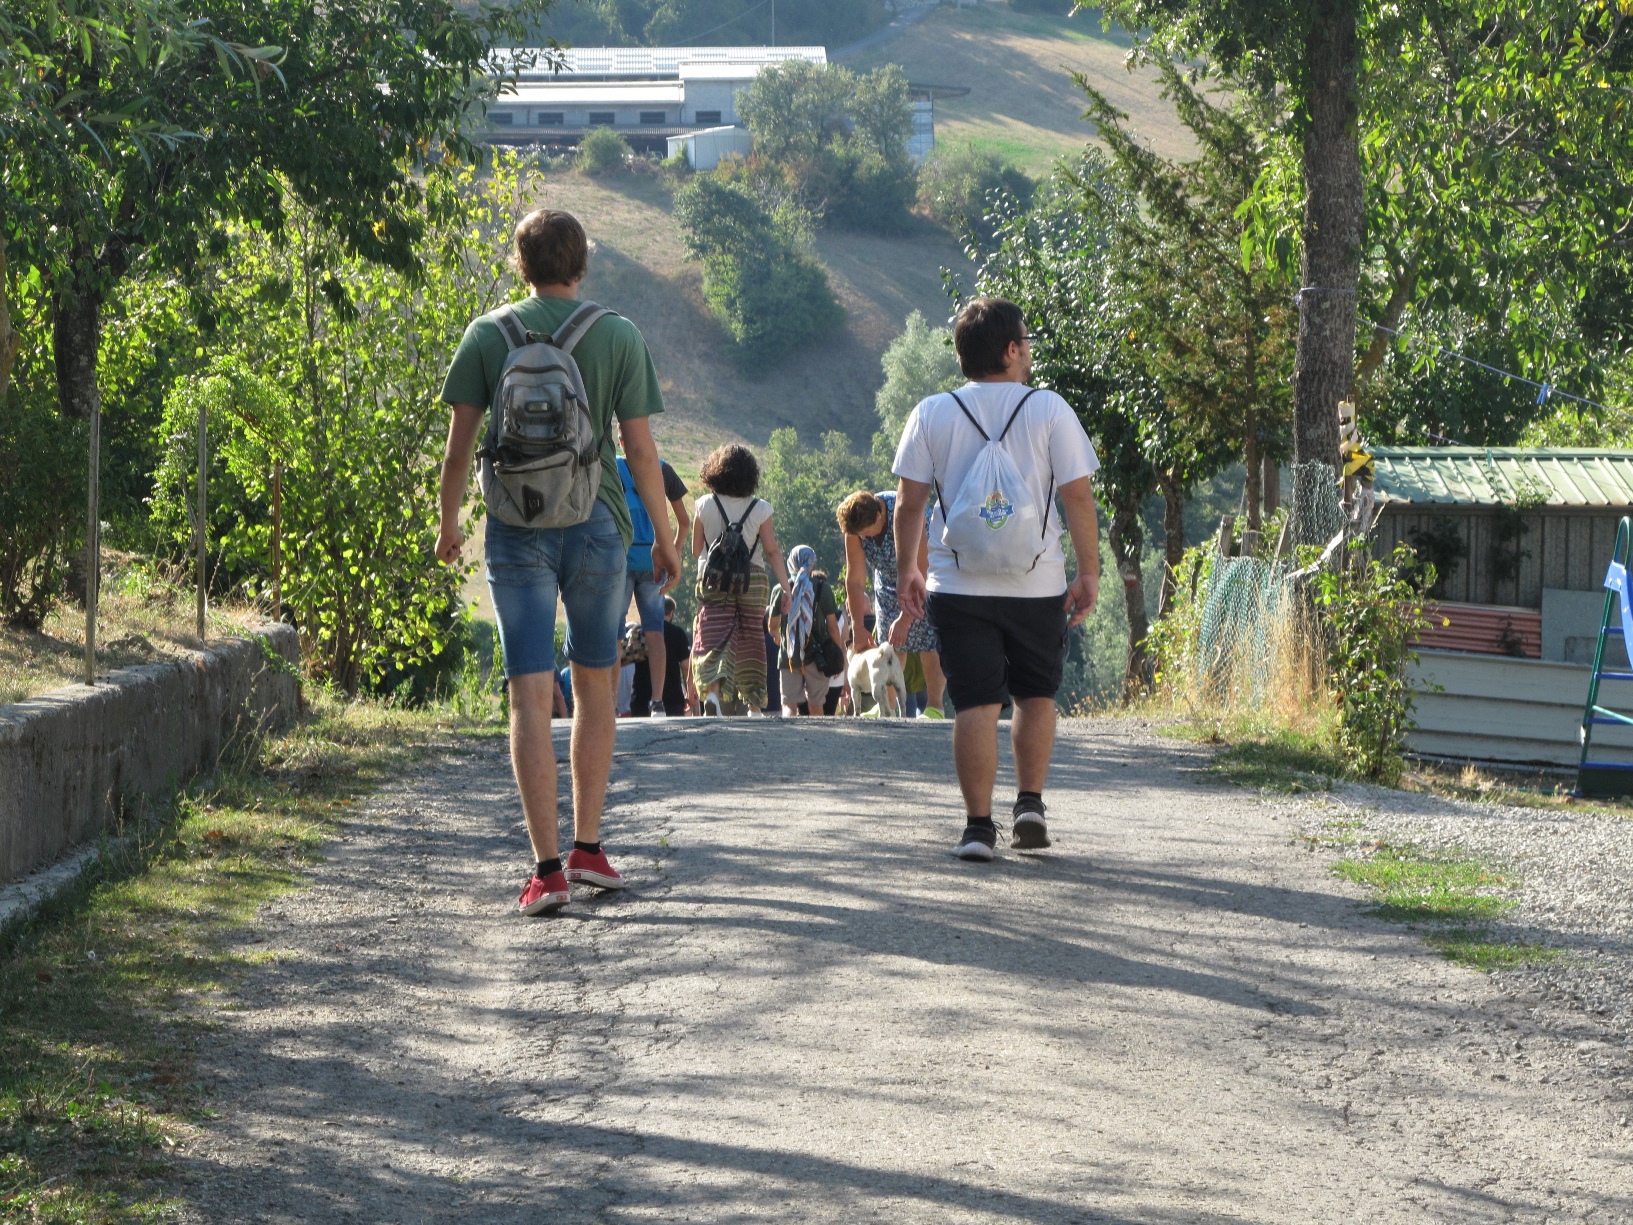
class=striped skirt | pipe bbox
[692,569,769,712]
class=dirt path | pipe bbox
[178,720,1632,1223]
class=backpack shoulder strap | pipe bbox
[730,496,759,531]
[552,301,616,354]
[994,387,1041,444]
[947,391,990,442]
[491,303,528,351]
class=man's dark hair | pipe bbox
[700,444,760,498]
[663,595,677,616]
[953,297,1026,379]
[513,209,589,287]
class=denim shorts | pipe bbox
[486,500,627,678]
[624,569,666,633]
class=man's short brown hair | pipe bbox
[953,297,1026,379]
[513,210,589,287]
[836,491,885,536]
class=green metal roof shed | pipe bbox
[1371,447,1633,607]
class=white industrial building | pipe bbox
[480,46,827,152]
[478,44,945,168]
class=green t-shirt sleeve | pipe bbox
[819,581,839,619]
[440,317,498,408]
[606,317,664,422]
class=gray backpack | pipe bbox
[477,301,613,529]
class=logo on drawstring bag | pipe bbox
[978,489,1013,530]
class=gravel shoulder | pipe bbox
[177,719,1633,1223]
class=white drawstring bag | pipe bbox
[934,389,1051,576]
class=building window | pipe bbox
[588,111,616,126]
[694,110,722,125]
[536,112,564,126]
[639,111,667,125]
[490,111,514,126]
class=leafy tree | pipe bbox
[673,175,844,367]
[146,157,539,694]
[758,427,875,579]
[970,180,1168,696]
[916,144,1035,251]
[541,0,887,48]
[578,127,633,174]
[738,60,917,233]
[4,0,554,425]
[1076,63,1294,561]
[872,311,963,477]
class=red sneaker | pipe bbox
[565,846,625,890]
[518,870,570,916]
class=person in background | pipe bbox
[766,544,842,716]
[617,437,692,717]
[691,444,791,716]
[837,490,947,718]
[631,595,693,716]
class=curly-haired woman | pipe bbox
[690,444,791,714]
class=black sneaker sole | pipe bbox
[1011,814,1051,850]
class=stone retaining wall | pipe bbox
[0,624,302,882]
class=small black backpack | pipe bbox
[700,495,759,596]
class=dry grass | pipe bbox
[1,556,265,707]
[850,4,1196,176]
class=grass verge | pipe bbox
[1166,713,1345,794]
[0,691,458,1223]
[1324,840,1560,972]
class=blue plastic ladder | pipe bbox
[1576,516,1633,798]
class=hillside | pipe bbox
[533,171,973,470]
[848,4,1193,176]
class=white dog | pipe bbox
[848,642,908,718]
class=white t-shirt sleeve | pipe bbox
[1044,393,1100,485]
[891,401,934,484]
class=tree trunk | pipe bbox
[52,275,103,420]
[1292,0,1363,476]
[0,233,19,405]
[1156,468,1186,618]
[1110,497,1151,699]
[1242,408,1261,532]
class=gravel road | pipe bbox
[178,719,1633,1223]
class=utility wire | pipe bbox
[672,0,775,46]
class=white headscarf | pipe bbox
[785,545,817,666]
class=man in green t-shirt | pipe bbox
[435,209,680,917]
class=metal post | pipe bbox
[84,401,100,685]
[271,459,282,621]
[196,400,207,643]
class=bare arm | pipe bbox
[671,499,692,557]
[894,478,931,621]
[436,403,485,565]
[620,418,681,593]
[1057,475,1100,626]
[691,511,706,562]
[759,518,791,591]
[843,533,873,650]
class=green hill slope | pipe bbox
[849,4,1192,176]
[534,172,972,471]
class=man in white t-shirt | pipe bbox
[893,297,1101,860]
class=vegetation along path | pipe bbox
[177,720,1631,1222]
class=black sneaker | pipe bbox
[955,822,997,862]
[1011,795,1050,850]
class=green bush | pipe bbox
[917,144,1035,248]
[871,311,963,473]
[758,427,875,577]
[674,176,844,368]
[0,395,84,628]
[578,127,632,175]
[1315,543,1436,782]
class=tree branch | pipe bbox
[1356,263,1417,384]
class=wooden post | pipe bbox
[1240,529,1262,558]
[84,400,100,685]
[271,459,283,621]
[196,400,208,643]
[1216,514,1236,558]
[1262,455,1281,520]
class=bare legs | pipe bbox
[921,650,946,713]
[508,663,617,861]
[950,696,1057,816]
[644,629,665,708]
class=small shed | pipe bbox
[666,124,754,170]
[1371,447,1633,610]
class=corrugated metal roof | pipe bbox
[492,46,826,80]
[498,82,687,105]
[1372,447,1633,508]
